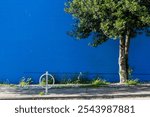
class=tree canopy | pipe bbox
[65,0,150,46]
[65,0,150,83]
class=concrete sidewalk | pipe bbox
[0,84,150,100]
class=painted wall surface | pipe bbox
[0,0,150,84]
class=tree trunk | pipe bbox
[119,36,128,83]
[125,30,130,79]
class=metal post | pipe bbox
[45,71,48,95]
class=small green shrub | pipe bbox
[19,77,33,87]
[60,72,90,84]
[125,79,139,85]
[0,80,16,87]
[39,77,54,86]
[0,84,16,87]
[26,78,33,85]
[92,78,109,87]
[39,91,45,96]
[60,77,90,84]
[60,78,72,84]
[19,78,26,87]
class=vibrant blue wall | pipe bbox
[0,0,150,84]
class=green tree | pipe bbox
[65,0,150,83]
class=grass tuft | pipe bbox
[125,79,139,85]
[92,78,109,87]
